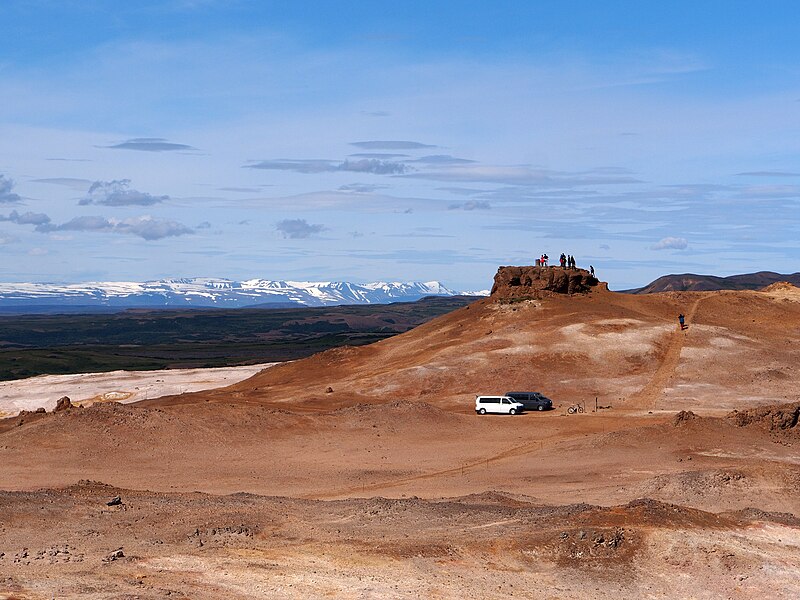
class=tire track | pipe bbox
[304,427,605,500]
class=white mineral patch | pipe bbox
[0,363,277,416]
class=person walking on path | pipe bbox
[678,313,686,330]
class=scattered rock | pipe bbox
[106,496,122,506]
[54,396,72,412]
[727,402,800,435]
[673,410,700,426]
[325,386,334,393]
[34,407,46,414]
[104,548,124,562]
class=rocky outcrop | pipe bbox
[490,266,599,299]
[727,402,799,436]
[54,396,72,412]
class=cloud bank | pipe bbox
[38,215,193,240]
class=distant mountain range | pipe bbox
[626,271,800,294]
[0,278,488,313]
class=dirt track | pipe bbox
[2,283,799,598]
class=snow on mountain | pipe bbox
[0,277,486,311]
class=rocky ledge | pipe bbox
[491,265,600,298]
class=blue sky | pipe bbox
[1,1,799,290]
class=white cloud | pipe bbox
[651,237,688,251]
[0,175,21,203]
[40,215,193,240]
[80,180,169,206]
[276,218,326,239]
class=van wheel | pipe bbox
[478,408,486,415]
[537,405,544,411]
[509,408,516,415]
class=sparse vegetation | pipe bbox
[0,297,476,380]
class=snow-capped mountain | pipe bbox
[0,278,485,311]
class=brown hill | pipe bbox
[147,267,800,416]
[3,265,800,598]
[626,270,800,293]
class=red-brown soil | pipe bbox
[2,280,800,598]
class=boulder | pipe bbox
[54,396,72,412]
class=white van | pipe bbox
[475,395,524,415]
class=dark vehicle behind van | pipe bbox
[504,391,553,411]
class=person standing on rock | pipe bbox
[560,253,567,268]
[590,265,595,277]
[679,313,686,330]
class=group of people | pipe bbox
[534,253,595,277]
[559,253,576,269]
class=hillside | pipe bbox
[626,270,800,293]
[2,266,800,599]
[154,267,800,415]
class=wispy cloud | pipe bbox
[103,138,196,152]
[412,155,475,165]
[651,236,688,250]
[406,164,641,187]
[350,140,436,150]
[0,210,52,226]
[218,186,262,193]
[349,153,409,159]
[0,175,21,203]
[448,200,490,210]
[246,159,335,174]
[340,159,407,174]
[38,215,193,240]
[79,180,169,206]
[32,177,92,191]
[338,183,386,193]
[246,158,408,175]
[276,218,326,239]
[735,171,800,177]
[0,232,18,245]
